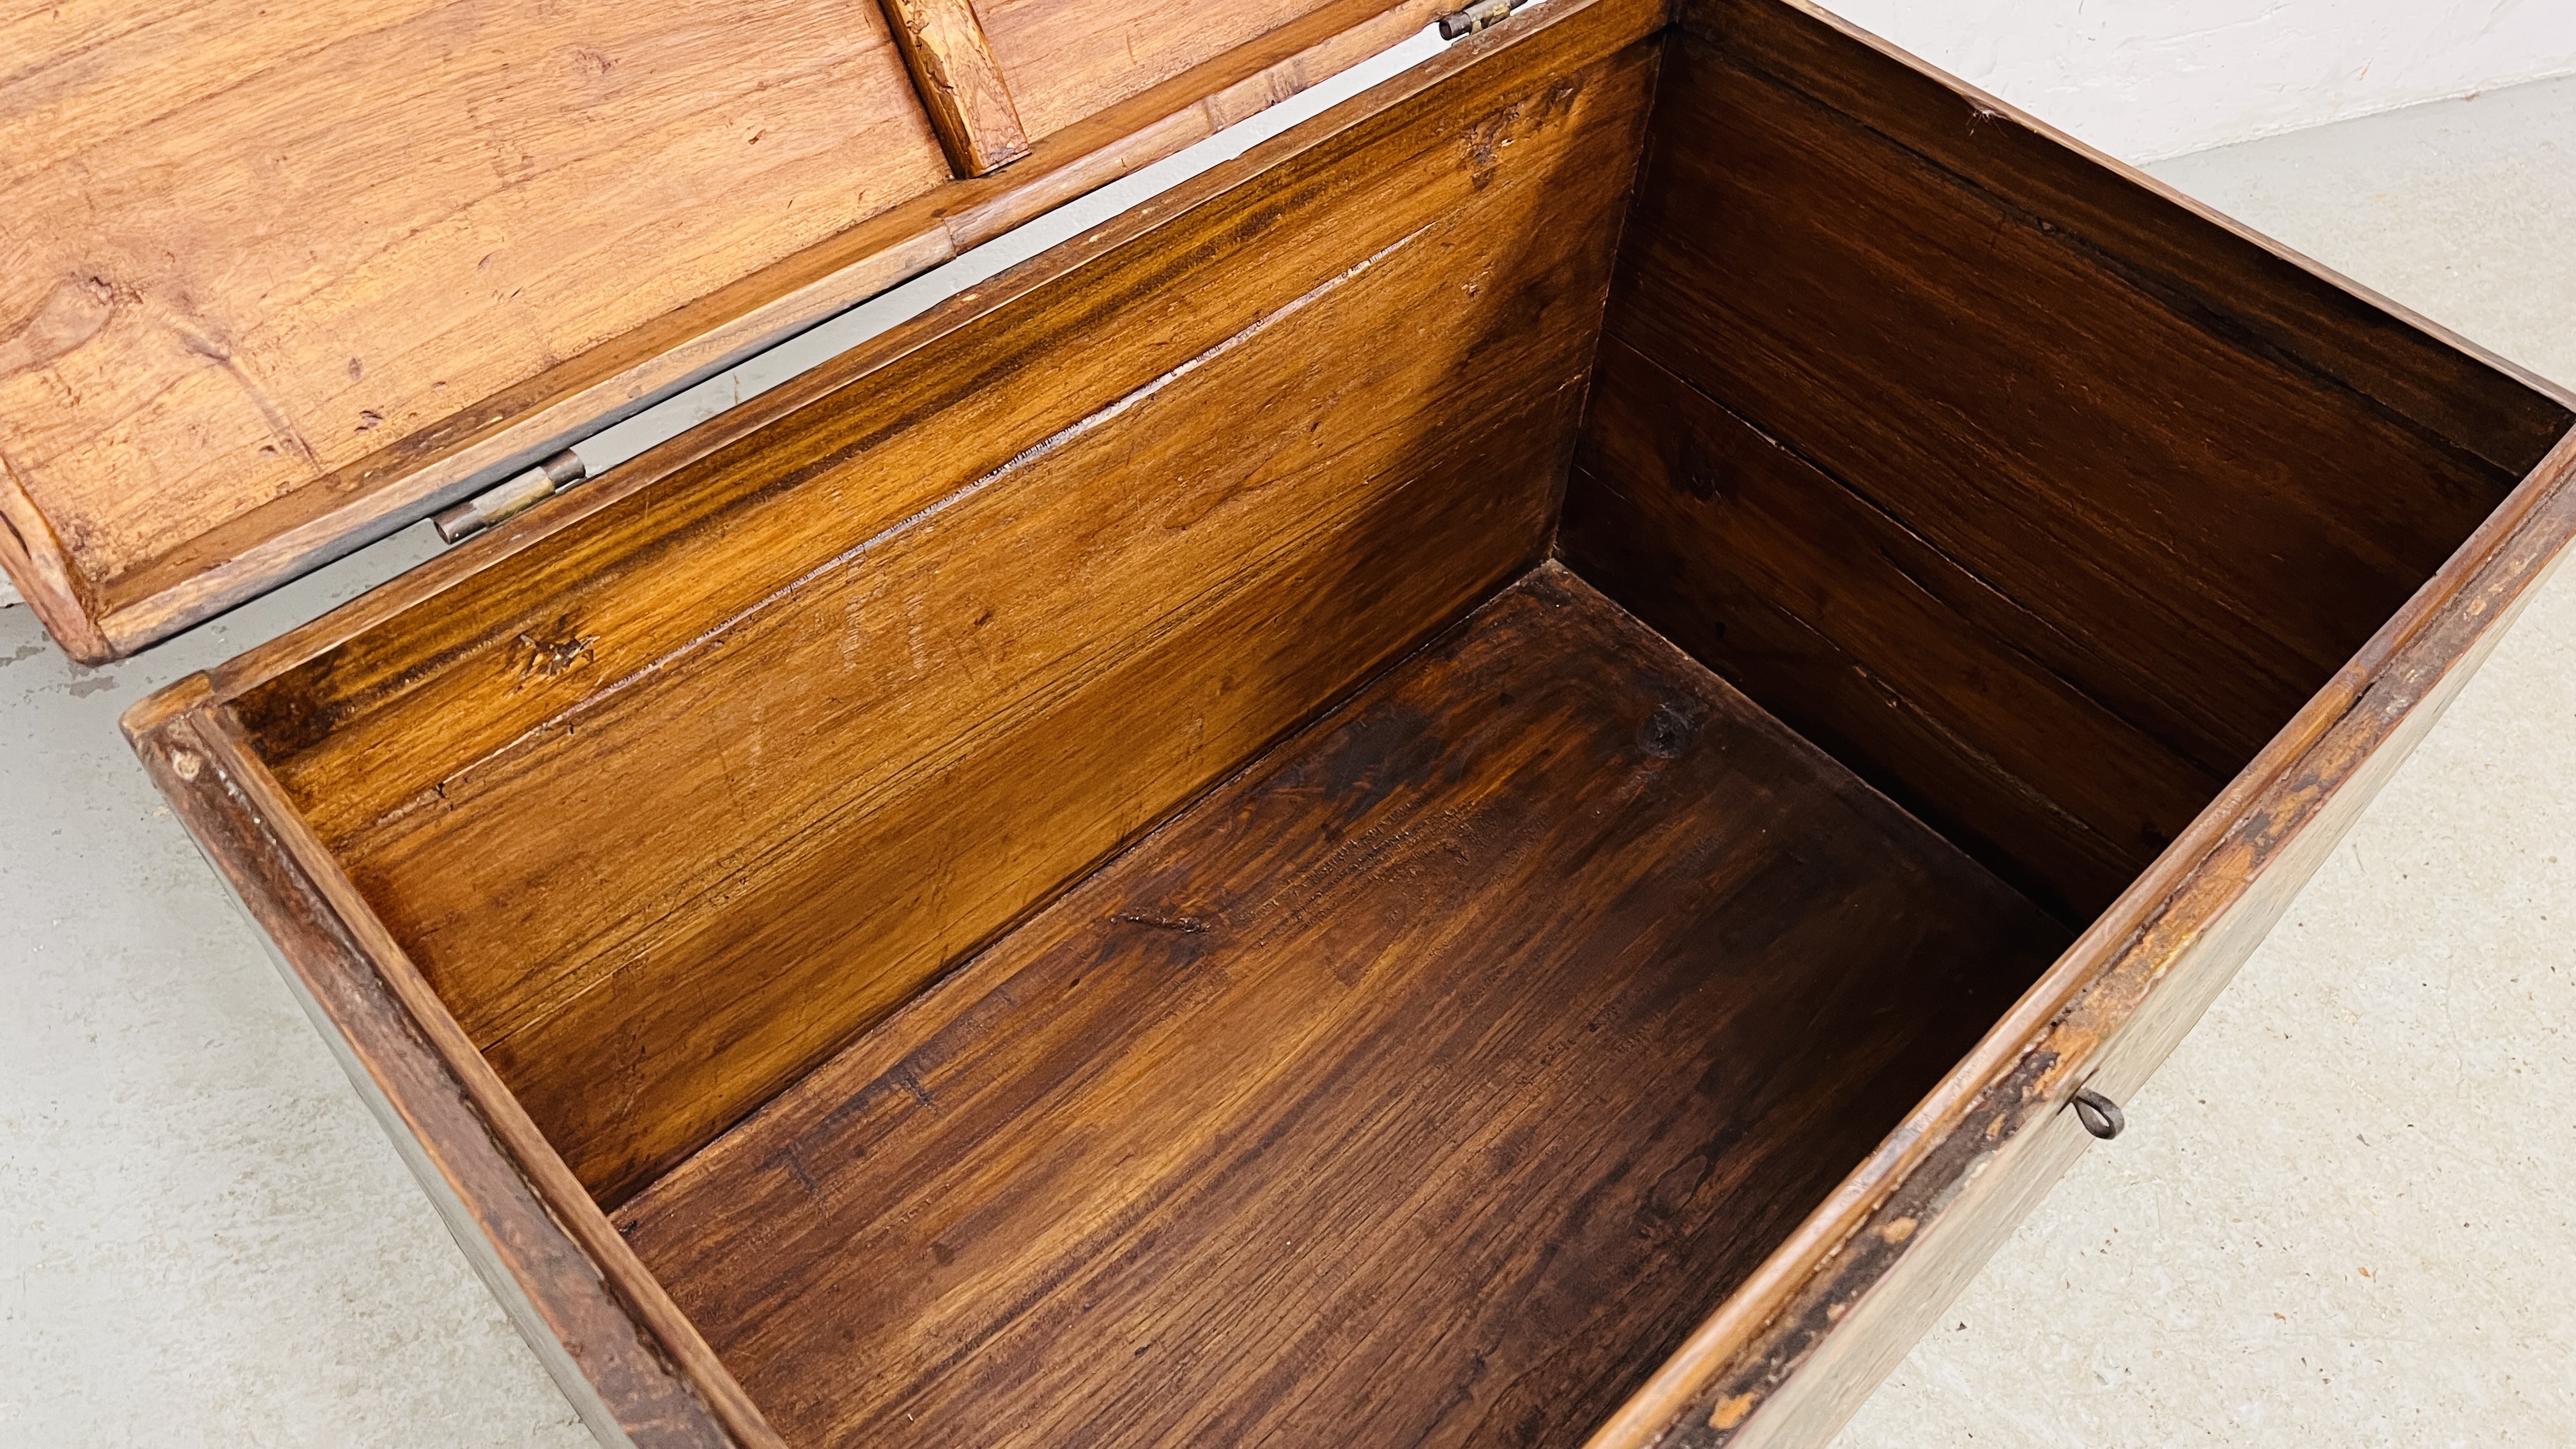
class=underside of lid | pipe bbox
[0,0,1445,663]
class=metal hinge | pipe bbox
[433,449,588,543]
[1438,0,1528,39]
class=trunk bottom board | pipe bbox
[611,563,2070,1449]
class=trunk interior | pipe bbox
[204,0,2564,1443]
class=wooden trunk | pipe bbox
[115,0,2576,1445]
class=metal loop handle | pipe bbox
[2071,1087,2125,1140]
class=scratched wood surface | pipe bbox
[0,0,1459,663]
[982,0,1361,142]
[0,0,949,639]
[107,1,2576,1444]
[120,684,784,1449]
[220,0,1662,1207]
[613,565,2070,1449]
[1560,0,2573,920]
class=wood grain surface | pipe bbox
[877,0,1032,174]
[615,565,2071,1449]
[0,0,949,640]
[1687,0,2575,481]
[1560,0,2574,919]
[1554,3,2576,1443]
[225,0,1663,1206]
[983,0,1365,142]
[1,0,1459,663]
[108,3,2576,1445]
[1565,337,2225,918]
[121,688,783,1449]
[1614,425,2576,1449]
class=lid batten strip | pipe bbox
[878,0,1034,176]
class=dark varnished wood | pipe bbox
[615,565,2071,1449]
[1561,0,2574,918]
[1565,337,2225,917]
[1690,0,2571,482]
[227,0,1663,1208]
[1606,427,2576,1449]
[1563,4,2576,1443]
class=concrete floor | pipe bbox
[3,73,2572,1449]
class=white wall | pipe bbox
[1817,0,2576,162]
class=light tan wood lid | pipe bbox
[0,0,1436,662]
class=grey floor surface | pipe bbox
[4,72,2572,1449]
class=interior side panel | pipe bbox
[1560,0,2572,919]
[1570,337,2226,914]
[225,0,1665,1203]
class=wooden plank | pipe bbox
[1618,33,2518,717]
[1690,0,2576,480]
[220,0,1664,1204]
[933,0,1455,245]
[1561,337,2228,920]
[1,0,1453,663]
[1562,7,2576,1439]
[119,686,782,1449]
[1571,13,2569,908]
[1583,429,2576,1449]
[615,566,2073,1449]
[0,0,953,645]
[985,0,1384,143]
[878,0,1032,175]
[488,417,1563,1202]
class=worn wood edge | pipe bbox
[878,0,1032,176]
[118,694,787,1449]
[1584,422,2576,1449]
[61,0,1449,664]
[1705,429,2576,1449]
[123,696,708,1448]
[172,0,1656,710]
[1728,0,2576,431]
[1703,571,2551,1449]
[0,456,112,664]
[195,709,790,1448]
